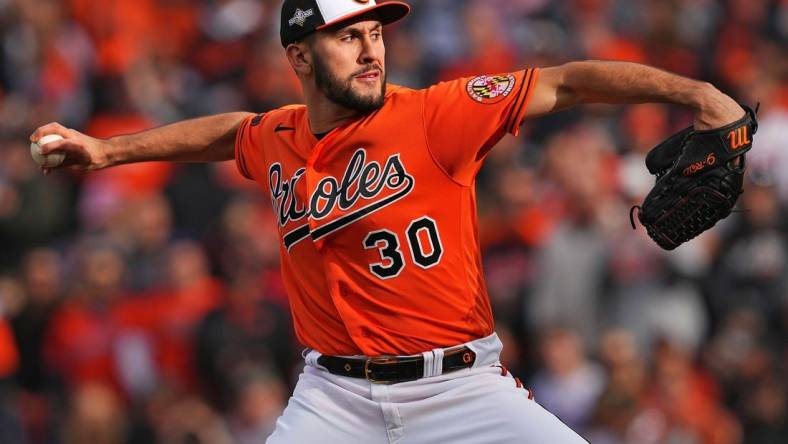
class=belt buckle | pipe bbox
[364,355,399,384]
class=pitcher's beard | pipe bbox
[314,56,386,113]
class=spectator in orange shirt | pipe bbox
[115,240,222,394]
[44,240,126,393]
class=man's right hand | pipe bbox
[29,122,111,172]
[31,112,252,171]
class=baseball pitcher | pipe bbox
[30,1,750,442]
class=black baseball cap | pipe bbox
[280,0,410,47]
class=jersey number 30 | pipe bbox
[363,216,443,279]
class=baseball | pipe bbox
[30,134,66,167]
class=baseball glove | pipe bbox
[631,105,758,250]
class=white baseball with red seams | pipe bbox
[30,134,66,167]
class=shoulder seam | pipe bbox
[421,86,472,188]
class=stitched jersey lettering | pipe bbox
[269,149,415,248]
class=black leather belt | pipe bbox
[316,346,476,384]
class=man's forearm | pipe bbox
[556,60,708,107]
[103,112,254,168]
[530,61,743,129]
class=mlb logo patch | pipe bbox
[289,8,315,27]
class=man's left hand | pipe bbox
[693,84,746,130]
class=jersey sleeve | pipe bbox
[423,69,539,184]
[235,113,266,182]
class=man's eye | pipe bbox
[340,35,355,42]
[371,32,382,40]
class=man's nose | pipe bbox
[358,36,380,65]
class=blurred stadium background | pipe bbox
[0,0,786,443]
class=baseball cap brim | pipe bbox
[316,2,410,31]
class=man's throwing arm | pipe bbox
[29,112,254,172]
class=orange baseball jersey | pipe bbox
[235,69,539,356]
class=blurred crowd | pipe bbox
[0,0,786,443]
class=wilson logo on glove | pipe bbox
[728,126,751,150]
[631,104,758,250]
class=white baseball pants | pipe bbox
[266,333,589,443]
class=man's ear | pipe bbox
[286,42,313,76]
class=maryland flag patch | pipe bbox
[466,74,516,104]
